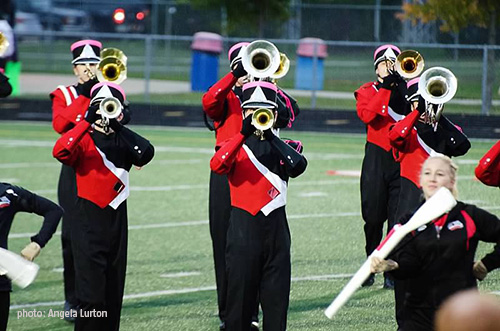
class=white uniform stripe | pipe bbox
[57,85,72,106]
[95,146,129,209]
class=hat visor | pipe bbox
[241,101,277,109]
[72,58,101,65]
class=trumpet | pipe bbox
[270,53,290,80]
[251,108,275,131]
[96,48,127,84]
[395,50,424,79]
[241,40,281,79]
[418,67,457,130]
[98,97,122,128]
[0,32,10,57]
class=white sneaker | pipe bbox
[251,321,259,330]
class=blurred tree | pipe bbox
[182,0,290,37]
[400,0,499,114]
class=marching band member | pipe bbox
[371,155,500,331]
[50,39,102,320]
[202,41,263,330]
[0,182,63,331]
[388,77,470,330]
[355,44,407,289]
[53,82,154,331]
[389,77,471,221]
[210,81,307,331]
[475,140,500,187]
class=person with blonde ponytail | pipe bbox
[370,155,500,331]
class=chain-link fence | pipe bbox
[13,30,500,115]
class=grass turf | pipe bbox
[0,121,498,330]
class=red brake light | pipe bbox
[113,8,125,24]
[136,11,145,21]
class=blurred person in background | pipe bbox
[0,182,63,331]
[475,140,500,187]
[355,44,407,290]
[53,82,154,331]
[370,155,500,331]
[49,39,102,322]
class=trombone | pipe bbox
[418,67,457,131]
[270,53,290,81]
[96,48,128,84]
[395,50,424,80]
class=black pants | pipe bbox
[360,142,400,256]
[394,178,422,330]
[58,164,79,308]
[209,171,232,322]
[225,207,290,331]
[72,199,128,331]
[0,291,9,331]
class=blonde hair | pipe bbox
[421,154,459,198]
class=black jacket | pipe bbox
[0,183,63,291]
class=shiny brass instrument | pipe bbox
[96,48,127,84]
[270,53,290,80]
[418,67,457,130]
[241,40,281,79]
[251,108,275,131]
[395,50,424,79]
[99,96,122,120]
[0,32,10,57]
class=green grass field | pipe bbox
[0,121,498,331]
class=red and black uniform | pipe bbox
[475,140,500,187]
[210,131,307,331]
[355,81,404,257]
[389,110,471,221]
[50,83,91,311]
[389,202,500,331]
[202,72,244,323]
[0,183,63,331]
[53,120,154,331]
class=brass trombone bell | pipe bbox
[96,48,128,84]
[241,40,281,79]
[270,53,290,80]
[251,108,275,131]
[0,32,10,57]
[395,50,424,79]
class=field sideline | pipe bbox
[0,121,498,331]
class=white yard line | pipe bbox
[10,273,355,310]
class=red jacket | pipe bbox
[202,72,243,149]
[53,121,128,209]
[355,81,404,152]
[210,133,288,216]
[50,85,90,134]
[475,140,500,187]
[389,110,432,187]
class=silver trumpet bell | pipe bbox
[251,108,275,131]
[418,67,457,130]
[99,96,122,123]
[241,40,281,79]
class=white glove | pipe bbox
[370,256,399,273]
[21,242,41,261]
[473,260,488,281]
